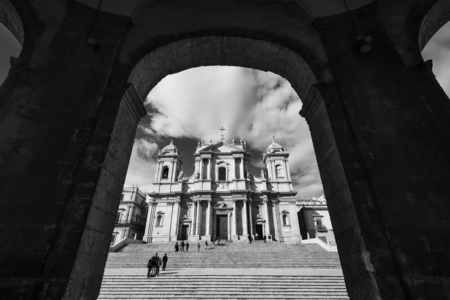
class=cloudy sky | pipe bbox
[0,21,449,199]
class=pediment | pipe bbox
[200,141,244,153]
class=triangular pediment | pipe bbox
[199,141,244,153]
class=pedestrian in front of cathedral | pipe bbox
[205,240,208,250]
[263,235,267,244]
[197,242,200,252]
[181,240,185,252]
[155,253,161,276]
[248,234,252,244]
[162,254,168,271]
[174,242,179,252]
[186,242,189,252]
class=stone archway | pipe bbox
[1,1,450,300]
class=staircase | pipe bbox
[99,241,349,299]
[99,274,348,299]
[106,241,342,269]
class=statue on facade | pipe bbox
[261,169,266,179]
[195,172,200,179]
[178,171,184,180]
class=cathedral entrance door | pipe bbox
[181,225,189,240]
[217,215,228,239]
[256,224,263,240]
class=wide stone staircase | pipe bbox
[99,241,349,299]
[105,241,342,269]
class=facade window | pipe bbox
[276,165,284,178]
[218,167,226,181]
[282,214,290,226]
[156,215,163,227]
[162,166,169,179]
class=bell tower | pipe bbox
[263,137,293,191]
[154,139,183,183]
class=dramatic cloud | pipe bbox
[125,20,450,198]
[125,139,159,190]
[125,66,322,199]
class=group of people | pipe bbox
[175,240,208,252]
[174,240,190,252]
[147,253,168,277]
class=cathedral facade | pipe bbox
[143,137,301,243]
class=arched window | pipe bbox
[218,167,226,181]
[161,166,169,179]
[156,215,163,227]
[276,165,284,178]
[282,214,289,225]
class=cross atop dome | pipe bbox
[219,126,226,141]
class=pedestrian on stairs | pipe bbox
[174,242,179,252]
[162,254,168,271]
[205,240,208,250]
[197,242,201,252]
[264,235,267,244]
[155,253,161,276]
[181,240,185,252]
[186,242,189,252]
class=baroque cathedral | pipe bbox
[143,136,302,243]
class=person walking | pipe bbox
[186,242,189,252]
[155,253,161,276]
[205,240,208,250]
[263,235,267,244]
[248,234,252,244]
[197,242,200,252]
[147,257,154,278]
[162,254,168,271]
[174,242,179,252]
[181,240,185,252]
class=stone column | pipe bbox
[205,200,211,236]
[284,160,289,180]
[207,158,211,180]
[143,202,155,242]
[189,203,195,237]
[154,161,162,181]
[272,202,279,241]
[227,211,231,241]
[199,159,203,180]
[195,200,201,236]
[242,200,248,236]
[264,200,270,238]
[271,160,276,180]
[232,200,237,239]
[239,158,244,179]
[171,201,180,240]
[170,161,175,181]
[248,200,254,236]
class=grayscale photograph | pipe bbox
[0,1,449,299]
